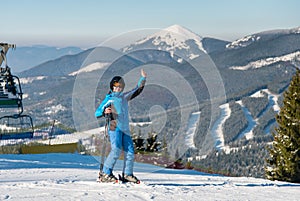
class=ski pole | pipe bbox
[99,115,109,173]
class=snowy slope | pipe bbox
[185,111,201,149]
[207,89,281,154]
[230,51,300,70]
[226,27,300,50]
[226,34,261,49]
[211,103,231,153]
[69,62,109,76]
[1,153,300,201]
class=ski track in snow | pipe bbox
[0,153,300,201]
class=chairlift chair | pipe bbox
[0,43,34,139]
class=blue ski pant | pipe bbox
[103,129,135,176]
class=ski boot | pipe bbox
[119,174,140,184]
[97,172,118,183]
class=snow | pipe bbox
[211,103,231,153]
[250,90,266,98]
[292,26,300,34]
[236,100,256,140]
[226,26,300,50]
[130,122,152,127]
[69,62,109,76]
[19,76,47,84]
[0,124,16,132]
[230,51,300,70]
[162,24,205,53]
[237,89,281,138]
[208,88,281,154]
[184,111,200,149]
[125,24,206,60]
[234,88,281,139]
[262,89,281,113]
[1,153,299,201]
[188,53,199,60]
[44,104,66,115]
[226,35,261,49]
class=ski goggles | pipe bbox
[113,82,124,88]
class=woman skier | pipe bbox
[95,69,147,183]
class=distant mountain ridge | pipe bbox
[226,26,300,49]
[210,30,300,69]
[6,45,83,73]
[20,48,92,77]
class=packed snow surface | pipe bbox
[0,153,299,201]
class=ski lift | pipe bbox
[0,114,34,139]
[0,43,34,139]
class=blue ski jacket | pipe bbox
[95,76,146,134]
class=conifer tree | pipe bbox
[146,131,161,152]
[265,69,300,183]
[132,129,145,151]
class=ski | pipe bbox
[97,179,119,184]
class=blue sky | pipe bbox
[2,0,300,48]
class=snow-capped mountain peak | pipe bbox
[122,24,207,61]
[163,24,204,44]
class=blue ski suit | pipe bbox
[95,76,146,176]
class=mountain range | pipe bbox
[6,45,83,72]
[3,24,300,176]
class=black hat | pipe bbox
[110,76,125,91]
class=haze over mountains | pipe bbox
[6,45,83,72]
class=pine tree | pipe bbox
[265,69,300,183]
[146,131,161,152]
[132,129,145,152]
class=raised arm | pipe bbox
[124,69,147,101]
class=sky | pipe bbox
[1,0,300,48]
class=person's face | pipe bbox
[113,86,123,92]
[112,82,123,92]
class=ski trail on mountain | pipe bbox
[185,111,201,149]
[236,100,256,140]
[236,89,281,139]
[210,88,281,151]
[211,103,231,152]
